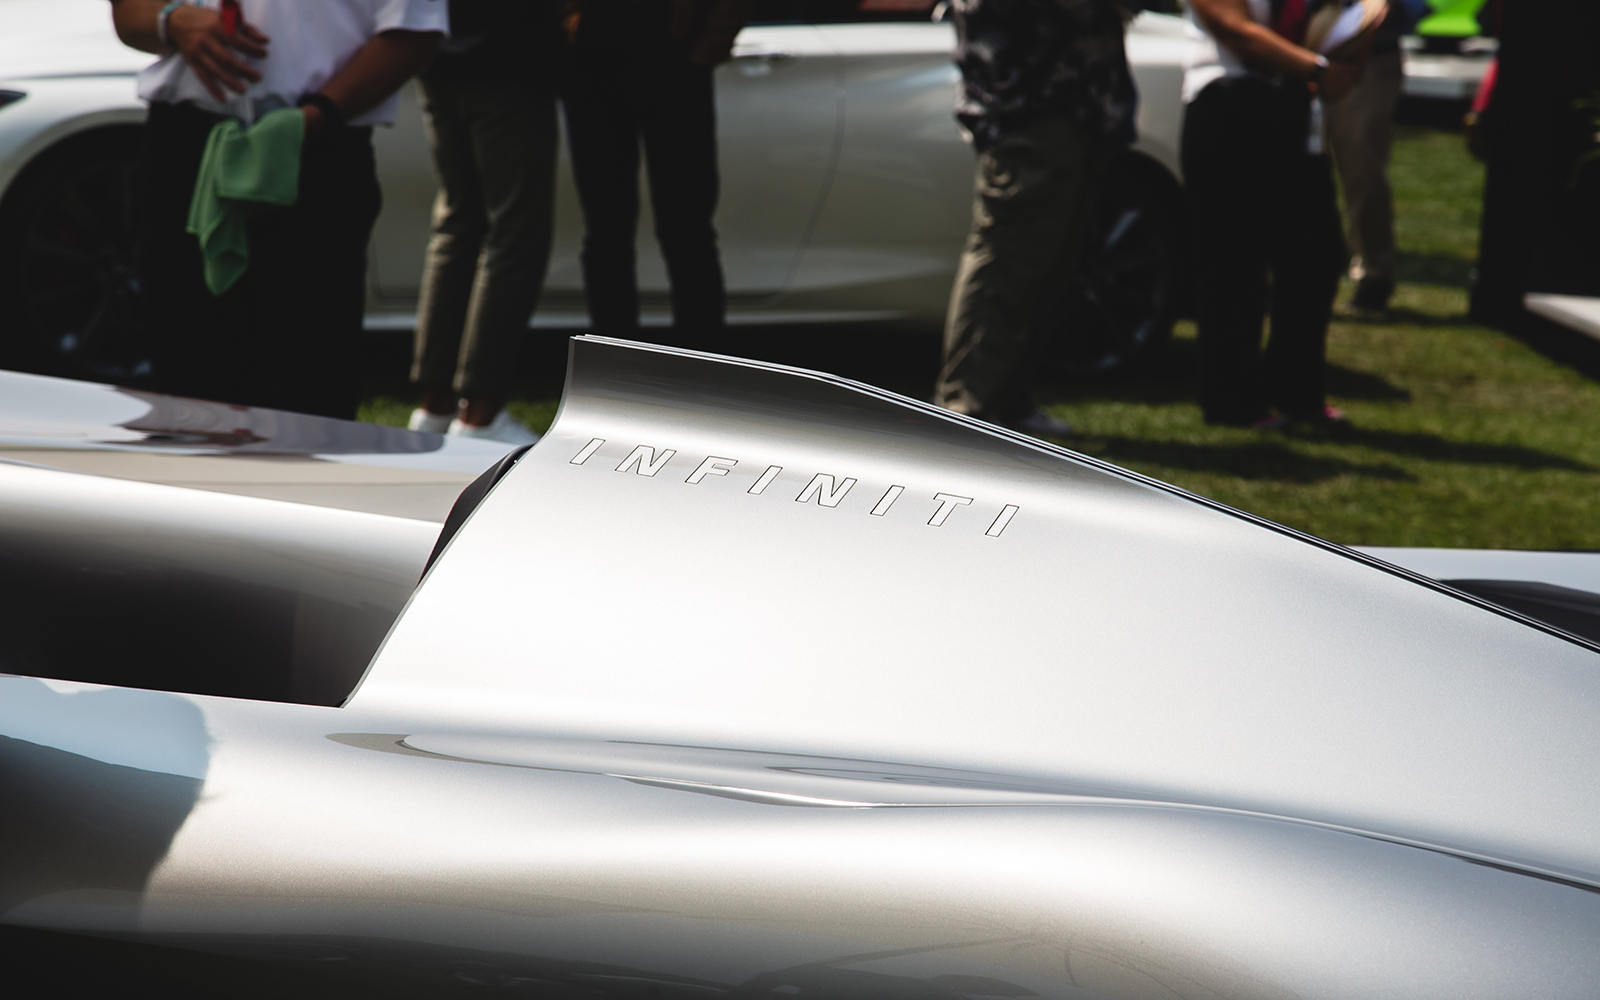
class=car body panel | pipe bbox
[364,338,1600,889]
[5,338,1600,995]
[0,368,508,519]
[0,368,510,707]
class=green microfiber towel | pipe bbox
[186,107,305,295]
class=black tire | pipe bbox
[1038,151,1186,379]
[0,125,151,383]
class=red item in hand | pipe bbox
[220,0,242,34]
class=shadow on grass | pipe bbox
[1325,363,1411,400]
[1311,425,1599,471]
[1072,436,1414,483]
[1394,251,1475,289]
[1337,305,1480,328]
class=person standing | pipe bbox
[933,0,1143,437]
[1324,0,1424,315]
[1181,0,1375,427]
[110,0,446,420]
[559,0,752,341]
[407,0,562,445]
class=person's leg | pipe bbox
[1264,141,1345,421]
[1325,48,1402,308]
[453,79,560,413]
[639,58,727,340]
[137,102,251,405]
[1183,81,1273,426]
[934,117,1111,425]
[412,76,489,416]
[561,61,644,336]
[246,127,383,420]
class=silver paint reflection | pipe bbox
[5,339,1600,995]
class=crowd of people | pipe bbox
[110,0,750,443]
[110,0,1419,442]
[942,0,1414,434]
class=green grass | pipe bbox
[362,124,1600,549]
[1054,125,1600,549]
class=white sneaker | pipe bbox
[448,409,541,445]
[408,408,454,434]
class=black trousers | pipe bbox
[1182,77,1345,425]
[135,101,381,420]
[560,55,725,337]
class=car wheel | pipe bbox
[0,126,152,383]
[1038,152,1185,379]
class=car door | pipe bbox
[367,22,841,326]
[790,6,974,328]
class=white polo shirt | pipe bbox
[137,0,450,126]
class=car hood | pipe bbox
[359,336,1600,889]
[0,369,513,522]
[0,0,154,82]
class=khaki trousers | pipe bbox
[412,75,558,399]
[1325,49,1403,289]
[935,116,1115,423]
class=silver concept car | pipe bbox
[5,337,1600,998]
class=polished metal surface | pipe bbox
[5,339,1600,996]
[0,368,510,521]
[0,370,509,705]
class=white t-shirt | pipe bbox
[1182,0,1271,103]
[137,0,450,126]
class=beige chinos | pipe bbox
[1325,48,1404,295]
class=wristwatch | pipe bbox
[297,92,345,129]
[156,0,186,49]
[1308,54,1330,90]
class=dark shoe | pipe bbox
[1008,410,1074,439]
[1349,279,1394,315]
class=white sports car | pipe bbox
[0,0,1194,384]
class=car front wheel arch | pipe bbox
[1038,148,1188,379]
[0,124,150,383]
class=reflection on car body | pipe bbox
[5,338,1600,997]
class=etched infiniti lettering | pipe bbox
[928,493,973,526]
[749,465,782,495]
[796,474,856,508]
[570,438,605,465]
[986,505,1020,537]
[685,456,738,484]
[570,440,1017,536]
[616,445,675,476]
[870,485,905,516]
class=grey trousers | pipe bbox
[1325,49,1403,290]
[935,116,1115,423]
[412,75,558,399]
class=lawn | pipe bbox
[1052,125,1600,549]
[361,125,1600,550]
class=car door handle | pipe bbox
[731,50,799,76]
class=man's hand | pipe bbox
[1318,59,1364,102]
[1319,6,1385,102]
[168,5,270,101]
[306,29,443,134]
[108,0,270,102]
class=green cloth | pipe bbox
[185,108,305,295]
